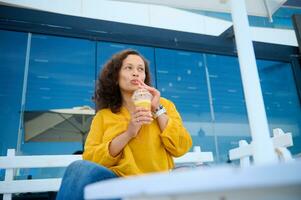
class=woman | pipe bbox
[56,49,192,200]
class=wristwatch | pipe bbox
[153,104,167,119]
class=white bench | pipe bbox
[0,146,213,200]
[229,128,294,167]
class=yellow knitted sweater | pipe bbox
[83,97,192,177]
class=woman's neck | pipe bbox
[121,91,135,111]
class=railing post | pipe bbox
[230,0,277,165]
[3,149,15,200]
[239,140,251,167]
[273,128,294,162]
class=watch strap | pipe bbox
[153,104,166,118]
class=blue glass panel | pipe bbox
[206,54,249,122]
[97,42,156,86]
[272,7,301,29]
[22,34,96,155]
[206,53,251,162]
[257,59,301,155]
[0,30,27,155]
[155,48,215,159]
[0,30,27,180]
[25,34,95,110]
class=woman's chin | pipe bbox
[122,86,139,94]
[130,85,140,90]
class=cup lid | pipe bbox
[132,88,152,101]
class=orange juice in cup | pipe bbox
[132,89,152,110]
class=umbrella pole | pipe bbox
[229,0,277,164]
[82,134,85,151]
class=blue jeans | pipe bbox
[56,160,118,200]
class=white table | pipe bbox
[85,161,301,200]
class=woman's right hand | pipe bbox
[126,107,153,138]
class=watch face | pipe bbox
[155,104,163,112]
[154,105,166,118]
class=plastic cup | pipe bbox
[132,88,152,110]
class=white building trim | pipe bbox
[0,0,297,46]
[0,0,231,36]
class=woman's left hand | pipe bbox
[138,80,160,112]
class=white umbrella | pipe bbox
[24,106,95,148]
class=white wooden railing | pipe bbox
[229,128,294,167]
[0,146,213,200]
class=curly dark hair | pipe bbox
[95,49,152,113]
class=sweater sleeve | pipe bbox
[83,111,127,167]
[159,98,193,157]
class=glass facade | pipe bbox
[19,34,97,155]
[155,49,216,158]
[257,59,301,155]
[0,30,27,156]
[1,29,301,175]
[205,54,251,162]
